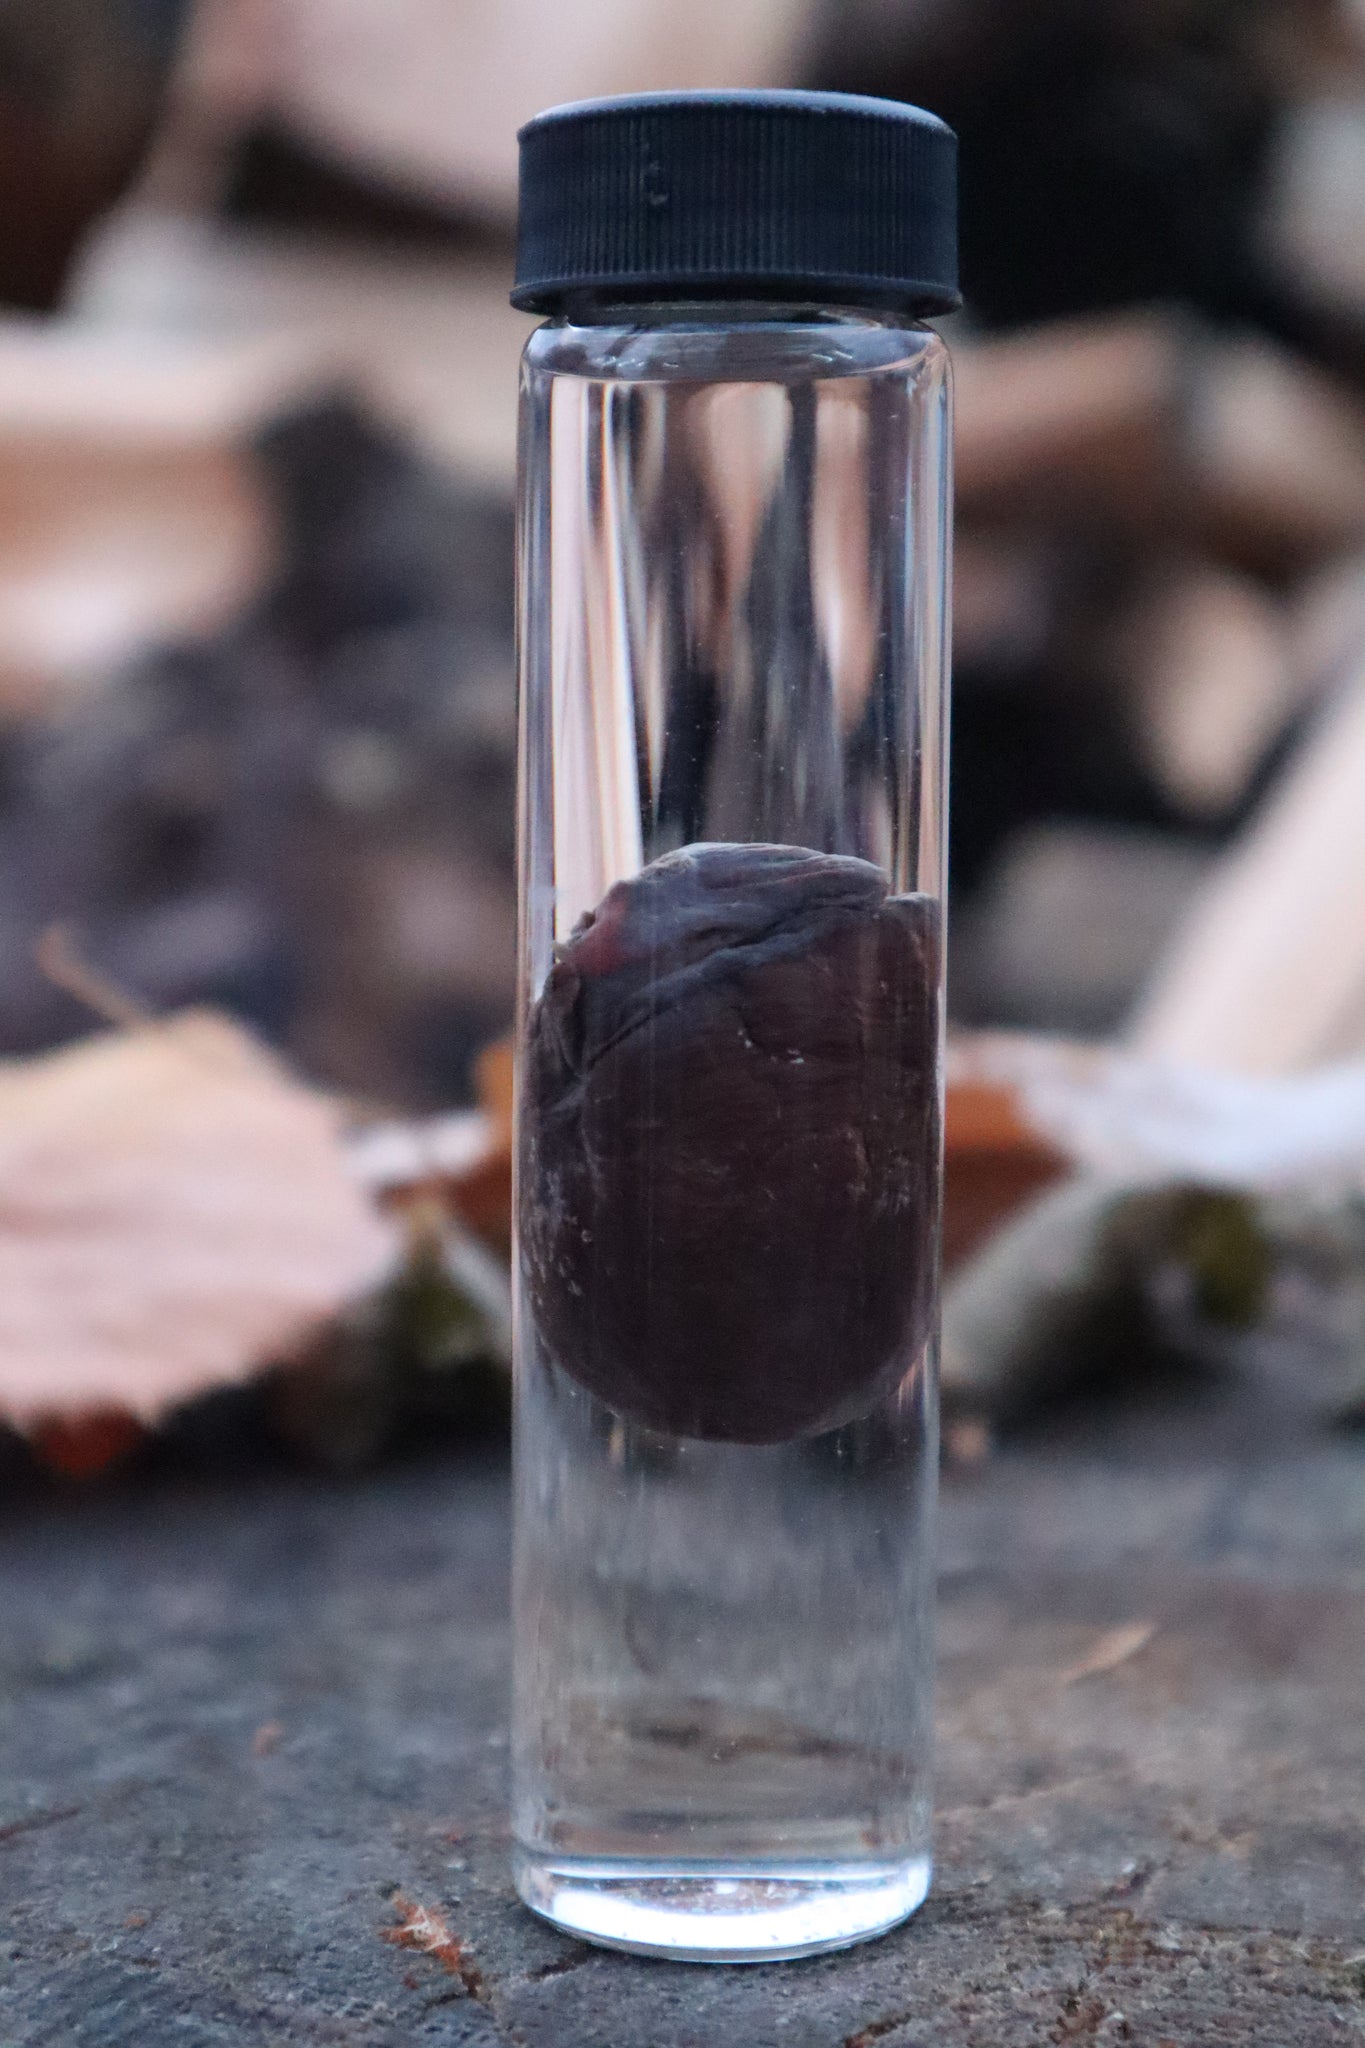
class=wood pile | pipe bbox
[814,0,1365,1036]
[0,1,1359,1079]
[0,392,518,1110]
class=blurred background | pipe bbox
[3,0,1365,1471]
[0,0,1360,1109]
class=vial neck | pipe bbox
[552,296,914,331]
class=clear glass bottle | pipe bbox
[510,91,956,1962]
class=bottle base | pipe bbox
[514,1849,932,1963]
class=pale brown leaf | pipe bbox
[382,1893,486,1998]
[1058,1621,1158,1688]
[0,1009,393,1433]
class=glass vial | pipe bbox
[509,91,958,1962]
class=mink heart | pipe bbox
[519,842,941,1442]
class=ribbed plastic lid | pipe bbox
[512,90,958,318]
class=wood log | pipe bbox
[1187,335,1365,572]
[0,0,190,309]
[1133,648,1365,1069]
[953,313,1184,514]
[1116,563,1292,818]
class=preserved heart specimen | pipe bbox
[520,842,941,1442]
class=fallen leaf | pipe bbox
[1058,1621,1157,1687]
[474,1037,513,1140]
[943,1070,1069,1270]
[350,1034,515,1259]
[0,1010,393,1452]
[438,1142,513,1257]
[27,1409,147,1479]
[0,1804,81,1843]
[382,1893,486,1999]
[352,1108,512,1257]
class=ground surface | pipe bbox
[2,1350,1363,2047]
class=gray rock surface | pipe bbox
[2,1346,1362,2046]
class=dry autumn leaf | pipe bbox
[352,1033,514,1257]
[0,1009,393,1441]
[382,1893,486,1998]
[1057,1621,1158,1688]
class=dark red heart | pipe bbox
[519,843,941,1442]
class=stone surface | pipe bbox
[1,1342,1363,2046]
